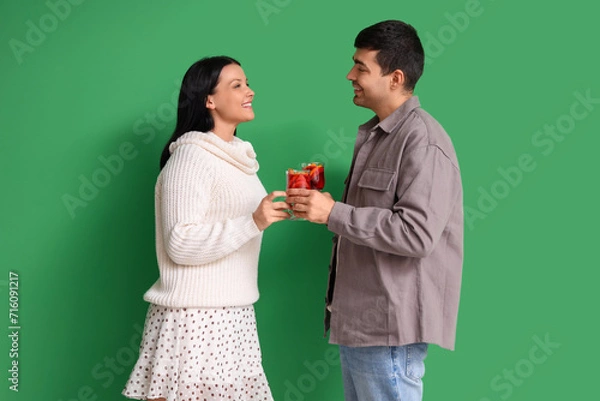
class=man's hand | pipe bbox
[286,189,335,224]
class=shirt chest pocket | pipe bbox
[356,168,396,206]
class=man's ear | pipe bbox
[206,96,216,110]
[390,69,406,90]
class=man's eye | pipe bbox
[234,84,241,88]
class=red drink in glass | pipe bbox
[302,162,325,190]
[286,169,311,190]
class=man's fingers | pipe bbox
[286,188,311,196]
[288,195,313,204]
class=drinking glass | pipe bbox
[285,162,326,220]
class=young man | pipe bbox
[286,20,464,401]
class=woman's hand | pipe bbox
[252,191,291,231]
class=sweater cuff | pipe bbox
[327,201,352,235]
[241,214,262,239]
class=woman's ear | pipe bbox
[206,96,216,110]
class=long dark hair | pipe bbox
[159,56,241,170]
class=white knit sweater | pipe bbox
[143,131,267,307]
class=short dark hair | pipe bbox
[354,20,424,91]
[160,56,240,170]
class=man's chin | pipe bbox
[352,96,367,108]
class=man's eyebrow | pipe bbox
[352,57,368,67]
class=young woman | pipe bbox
[122,56,289,401]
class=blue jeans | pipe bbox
[339,343,428,401]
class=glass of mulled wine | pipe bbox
[285,162,325,220]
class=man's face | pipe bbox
[346,48,390,112]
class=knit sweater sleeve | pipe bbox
[160,144,262,265]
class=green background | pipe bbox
[1,0,598,400]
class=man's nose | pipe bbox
[346,67,355,81]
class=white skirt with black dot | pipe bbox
[122,303,273,401]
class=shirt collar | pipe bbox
[359,96,421,135]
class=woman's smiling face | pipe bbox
[206,63,255,127]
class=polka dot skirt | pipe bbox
[122,304,273,401]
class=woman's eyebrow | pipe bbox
[228,78,248,84]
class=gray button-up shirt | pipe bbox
[325,96,463,350]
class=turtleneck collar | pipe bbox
[169,131,259,174]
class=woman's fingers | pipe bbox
[266,190,287,201]
[271,201,291,210]
[274,212,291,220]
